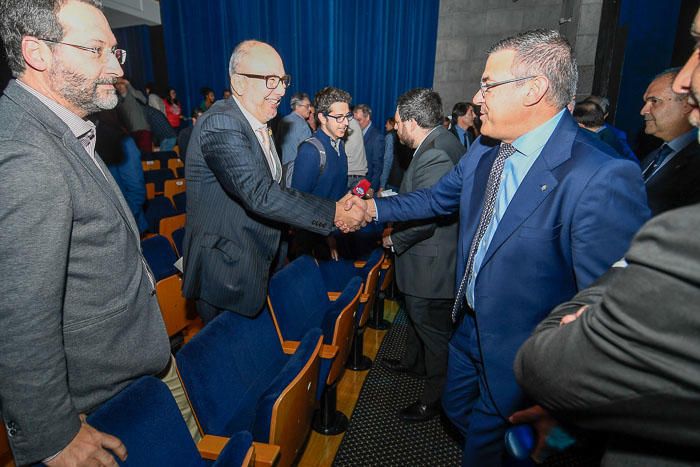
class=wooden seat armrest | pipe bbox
[353,260,367,268]
[381,261,391,269]
[320,344,339,359]
[197,434,229,460]
[282,340,300,354]
[252,442,281,467]
[360,293,370,303]
[327,291,342,301]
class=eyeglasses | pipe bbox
[479,75,537,97]
[324,112,353,123]
[40,39,126,65]
[235,73,291,89]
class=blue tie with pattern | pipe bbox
[642,144,673,181]
[451,142,516,322]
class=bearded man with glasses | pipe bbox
[345,29,649,465]
[183,40,370,325]
[0,1,195,465]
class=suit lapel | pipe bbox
[479,114,576,269]
[646,140,699,187]
[61,133,141,242]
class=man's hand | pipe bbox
[508,405,557,463]
[335,193,367,233]
[45,422,126,467]
[382,233,393,249]
[342,194,377,220]
[560,305,587,326]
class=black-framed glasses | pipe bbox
[235,72,291,89]
[40,39,126,65]
[324,112,353,123]
[479,75,537,97]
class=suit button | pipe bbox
[6,421,17,437]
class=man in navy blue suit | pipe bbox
[348,29,649,465]
[353,103,385,191]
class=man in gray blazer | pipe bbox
[380,89,465,422]
[0,1,173,465]
[511,12,700,463]
[183,40,368,322]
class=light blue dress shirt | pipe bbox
[467,109,566,308]
[454,125,467,147]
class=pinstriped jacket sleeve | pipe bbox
[200,111,335,234]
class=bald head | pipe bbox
[229,40,287,123]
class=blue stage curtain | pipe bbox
[159,0,439,124]
[113,25,155,92]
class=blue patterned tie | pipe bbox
[642,144,673,181]
[451,142,516,322]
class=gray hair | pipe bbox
[653,67,686,100]
[0,0,102,77]
[354,103,372,119]
[290,92,310,109]
[488,29,578,109]
[397,88,443,129]
[583,95,610,115]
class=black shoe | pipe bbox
[380,358,425,378]
[398,400,441,423]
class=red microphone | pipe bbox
[351,179,371,198]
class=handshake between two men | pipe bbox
[333,193,377,233]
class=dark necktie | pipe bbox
[451,142,516,322]
[642,144,673,181]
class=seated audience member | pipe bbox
[638,67,700,215]
[222,88,232,100]
[512,18,700,465]
[276,91,312,185]
[353,103,385,191]
[177,109,203,161]
[450,101,480,150]
[584,94,637,161]
[198,86,215,112]
[164,87,183,130]
[115,77,152,153]
[290,87,351,260]
[96,110,148,233]
[573,100,626,156]
[380,117,397,191]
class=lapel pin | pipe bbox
[540,184,548,191]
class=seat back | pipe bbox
[167,158,185,177]
[145,196,178,233]
[87,376,207,467]
[172,227,185,257]
[141,235,178,281]
[156,275,193,337]
[267,256,330,342]
[164,178,186,205]
[160,213,186,252]
[268,256,362,386]
[173,191,187,214]
[141,159,161,171]
[144,168,175,193]
[356,249,385,327]
[0,424,12,467]
[177,311,321,467]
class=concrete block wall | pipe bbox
[433,0,603,115]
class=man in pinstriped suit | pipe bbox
[183,40,369,323]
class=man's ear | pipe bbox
[317,111,327,127]
[230,74,245,96]
[22,36,50,72]
[523,76,549,107]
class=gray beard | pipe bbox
[49,61,118,115]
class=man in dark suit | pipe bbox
[0,1,176,465]
[347,29,649,465]
[450,101,477,150]
[183,40,367,323]
[639,68,700,215]
[379,89,464,422]
[353,103,384,192]
[511,11,700,465]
